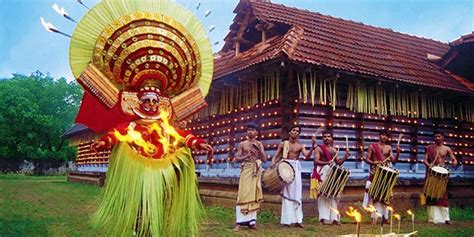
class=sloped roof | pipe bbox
[214,1,472,93]
[61,123,91,140]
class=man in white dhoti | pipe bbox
[233,124,267,231]
[363,130,400,223]
[313,130,350,225]
[271,125,316,228]
[423,131,457,224]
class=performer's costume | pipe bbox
[424,145,450,224]
[68,0,213,236]
[314,145,340,223]
[362,144,390,220]
[235,159,263,226]
[280,141,303,225]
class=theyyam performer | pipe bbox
[66,0,214,235]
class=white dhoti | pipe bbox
[362,180,389,220]
[236,206,257,226]
[318,165,340,223]
[427,206,450,224]
[281,159,303,225]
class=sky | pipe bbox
[0,0,472,81]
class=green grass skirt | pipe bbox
[92,143,203,236]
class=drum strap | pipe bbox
[372,143,384,162]
[318,144,332,162]
[283,141,290,159]
[426,145,437,163]
[312,145,332,181]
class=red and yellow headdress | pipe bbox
[71,0,213,131]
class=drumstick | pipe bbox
[396,133,403,146]
[382,155,392,164]
[331,146,340,164]
[345,136,349,150]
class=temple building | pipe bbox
[64,0,474,210]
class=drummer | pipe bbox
[313,130,350,225]
[271,125,316,228]
[233,123,267,231]
[423,131,457,225]
[363,130,400,223]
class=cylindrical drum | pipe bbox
[262,160,295,192]
[319,165,351,198]
[423,166,450,200]
[368,166,399,204]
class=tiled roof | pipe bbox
[214,1,472,93]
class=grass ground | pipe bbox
[1,174,473,236]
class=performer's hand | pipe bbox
[344,149,350,158]
[199,143,213,152]
[396,145,401,154]
[311,136,317,145]
[451,159,458,167]
[90,140,106,154]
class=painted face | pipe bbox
[433,134,444,143]
[379,134,388,143]
[289,127,300,139]
[322,133,333,145]
[139,96,159,115]
[246,127,258,138]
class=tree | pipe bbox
[0,71,83,161]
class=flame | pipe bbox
[115,126,157,155]
[114,108,184,156]
[40,17,58,32]
[52,3,68,16]
[387,206,394,212]
[330,207,340,215]
[393,214,401,220]
[364,204,377,213]
[346,206,362,222]
[407,209,413,216]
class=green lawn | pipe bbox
[1,174,473,236]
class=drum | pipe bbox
[423,166,450,200]
[262,161,295,192]
[368,166,399,204]
[319,165,351,198]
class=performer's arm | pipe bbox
[301,136,317,160]
[178,129,212,152]
[365,145,379,165]
[447,147,458,167]
[256,142,267,162]
[270,142,284,167]
[335,148,350,165]
[423,146,431,167]
[391,145,401,164]
[90,122,128,152]
[314,147,331,165]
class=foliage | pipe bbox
[0,71,82,161]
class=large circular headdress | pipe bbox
[69,0,213,98]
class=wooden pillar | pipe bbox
[411,119,419,172]
[280,63,298,136]
[355,112,365,169]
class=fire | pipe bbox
[407,209,413,216]
[330,207,340,215]
[115,108,184,156]
[52,3,68,16]
[346,206,362,222]
[364,204,377,213]
[40,17,58,32]
[393,214,401,220]
[387,206,394,212]
[115,125,157,155]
